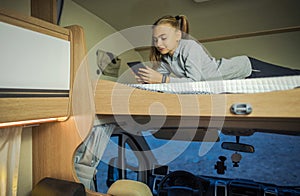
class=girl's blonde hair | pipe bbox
[149,15,189,68]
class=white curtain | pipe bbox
[74,123,115,191]
[0,126,23,196]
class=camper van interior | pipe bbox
[1,1,300,196]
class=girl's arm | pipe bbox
[137,66,167,84]
[168,40,218,82]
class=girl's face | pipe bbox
[152,24,181,56]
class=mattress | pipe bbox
[128,75,300,94]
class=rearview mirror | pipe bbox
[221,142,255,153]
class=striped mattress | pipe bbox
[128,75,300,94]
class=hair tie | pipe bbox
[175,15,180,20]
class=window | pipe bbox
[95,133,149,193]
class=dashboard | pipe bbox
[150,171,300,196]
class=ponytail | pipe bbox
[175,15,189,36]
[152,15,189,34]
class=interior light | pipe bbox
[0,117,64,128]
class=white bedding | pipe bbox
[128,75,300,94]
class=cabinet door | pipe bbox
[0,10,72,124]
[0,21,70,91]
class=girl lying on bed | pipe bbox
[135,15,300,84]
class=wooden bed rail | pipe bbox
[94,79,300,134]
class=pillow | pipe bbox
[96,49,121,78]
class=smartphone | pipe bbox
[127,61,147,76]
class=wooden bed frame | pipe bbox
[94,79,300,134]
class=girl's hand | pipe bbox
[137,66,164,84]
[134,75,145,83]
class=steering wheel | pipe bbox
[157,170,203,196]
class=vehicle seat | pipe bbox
[31,177,86,196]
[31,177,152,196]
[107,179,153,196]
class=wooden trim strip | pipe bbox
[200,26,300,43]
[135,26,300,51]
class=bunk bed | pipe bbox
[92,27,300,136]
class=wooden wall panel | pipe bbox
[31,0,57,24]
[32,24,108,196]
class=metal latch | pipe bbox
[230,103,252,115]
